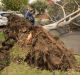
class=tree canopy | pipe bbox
[1,0,28,11]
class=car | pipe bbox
[0,15,8,26]
[0,11,24,26]
[0,11,11,26]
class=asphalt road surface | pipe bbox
[60,31,80,54]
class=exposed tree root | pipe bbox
[0,14,77,71]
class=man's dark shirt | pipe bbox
[24,11,35,25]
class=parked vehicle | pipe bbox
[0,11,11,26]
[0,11,24,26]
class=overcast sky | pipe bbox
[29,0,61,4]
[29,0,37,4]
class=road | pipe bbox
[60,31,80,53]
[50,30,80,53]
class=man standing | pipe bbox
[24,9,35,26]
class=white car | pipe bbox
[0,15,8,26]
[0,11,24,26]
[0,11,11,26]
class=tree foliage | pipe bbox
[31,0,47,14]
[1,0,28,11]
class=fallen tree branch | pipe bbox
[55,3,67,18]
[43,8,80,30]
[72,22,80,26]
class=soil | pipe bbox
[0,41,10,70]
[0,14,77,71]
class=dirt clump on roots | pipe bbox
[0,41,10,70]
[0,50,10,70]
[3,14,76,71]
[24,27,76,71]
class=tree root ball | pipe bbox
[4,14,76,71]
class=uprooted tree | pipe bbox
[30,0,80,31]
[47,0,80,30]
[0,0,80,71]
[0,14,77,71]
[43,8,80,30]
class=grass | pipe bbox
[0,62,53,75]
[0,32,5,41]
[0,62,80,75]
[10,44,30,61]
[75,55,80,64]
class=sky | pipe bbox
[29,0,61,4]
[0,0,2,6]
[29,0,37,4]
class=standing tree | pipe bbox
[30,0,47,15]
[1,0,28,11]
